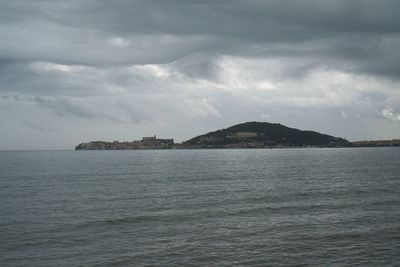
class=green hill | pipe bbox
[182,121,350,148]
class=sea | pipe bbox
[1,148,399,266]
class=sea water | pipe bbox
[1,148,399,266]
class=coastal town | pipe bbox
[75,136,174,150]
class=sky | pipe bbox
[1,0,400,149]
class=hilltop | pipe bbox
[181,121,350,148]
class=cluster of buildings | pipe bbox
[75,136,174,150]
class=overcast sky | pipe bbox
[1,0,400,149]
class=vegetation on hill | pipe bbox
[182,121,350,148]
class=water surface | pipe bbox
[1,148,399,266]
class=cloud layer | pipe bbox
[1,0,400,149]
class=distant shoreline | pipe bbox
[75,121,400,150]
[74,142,400,150]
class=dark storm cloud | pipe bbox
[56,0,400,36]
[1,0,400,74]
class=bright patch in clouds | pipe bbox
[382,107,400,122]
[108,37,130,47]
[30,62,90,74]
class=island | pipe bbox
[181,121,351,148]
[75,121,400,150]
[76,121,352,150]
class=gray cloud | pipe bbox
[1,0,400,149]
[19,121,59,133]
[2,1,400,67]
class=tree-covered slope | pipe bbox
[183,121,350,147]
